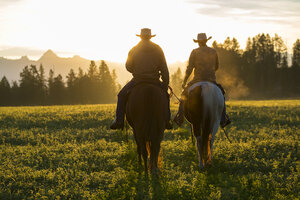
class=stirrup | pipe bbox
[165,120,173,130]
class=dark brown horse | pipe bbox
[126,83,168,173]
[184,81,224,168]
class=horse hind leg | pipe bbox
[196,136,204,168]
[137,144,142,166]
[193,124,204,168]
[133,129,142,167]
[150,141,161,176]
[141,142,149,174]
[207,133,212,167]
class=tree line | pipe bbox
[1,33,300,106]
[0,60,120,106]
[170,34,300,99]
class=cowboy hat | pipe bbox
[193,33,212,43]
[136,28,156,38]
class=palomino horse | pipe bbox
[126,83,168,173]
[184,81,224,168]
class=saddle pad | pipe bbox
[188,81,211,94]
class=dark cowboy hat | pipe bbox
[136,28,156,38]
[193,33,212,43]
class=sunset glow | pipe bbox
[0,0,299,63]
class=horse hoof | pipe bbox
[198,163,204,169]
[206,160,213,168]
[151,168,161,177]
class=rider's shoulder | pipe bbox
[151,42,163,50]
[199,46,217,54]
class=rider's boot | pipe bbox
[220,107,231,129]
[166,120,173,130]
[110,96,125,130]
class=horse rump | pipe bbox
[185,82,221,168]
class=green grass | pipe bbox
[0,101,299,199]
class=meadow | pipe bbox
[0,100,299,199]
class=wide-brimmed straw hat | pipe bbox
[193,33,212,43]
[136,28,156,38]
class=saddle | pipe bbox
[128,81,165,96]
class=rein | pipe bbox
[168,86,181,103]
[222,127,232,143]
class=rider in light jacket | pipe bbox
[174,33,231,128]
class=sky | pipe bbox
[0,0,299,63]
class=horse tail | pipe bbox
[200,86,213,163]
[201,110,212,163]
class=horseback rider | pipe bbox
[174,33,231,128]
[110,28,172,130]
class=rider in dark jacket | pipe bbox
[174,33,231,128]
[110,28,172,130]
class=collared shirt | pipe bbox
[184,45,219,84]
[126,40,169,86]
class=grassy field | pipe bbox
[0,100,299,199]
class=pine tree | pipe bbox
[88,61,97,80]
[292,39,300,68]
[19,65,44,105]
[11,81,19,105]
[48,69,55,104]
[37,64,47,105]
[66,69,77,104]
[0,76,11,106]
[98,60,115,103]
[48,70,65,105]
[291,39,300,94]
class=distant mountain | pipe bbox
[0,50,129,85]
[0,50,186,86]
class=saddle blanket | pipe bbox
[188,81,212,94]
[188,81,225,96]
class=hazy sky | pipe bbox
[0,0,299,62]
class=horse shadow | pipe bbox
[133,172,166,200]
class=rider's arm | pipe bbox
[158,47,169,88]
[125,49,134,73]
[183,50,195,85]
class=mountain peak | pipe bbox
[39,49,58,60]
[19,56,29,61]
[73,55,81,59]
